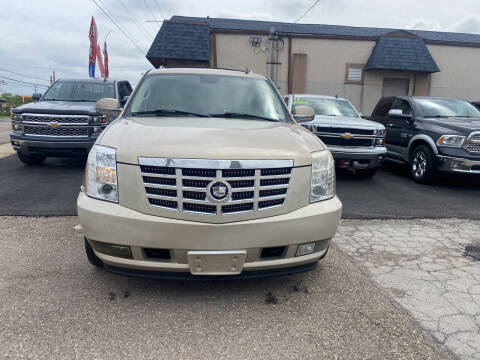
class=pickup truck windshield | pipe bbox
[414,98,480,118]
[127,74,290,122]
[43,82,115,102]
[293,97,359,118]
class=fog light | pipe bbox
[296,242,316,256]
[90,240,132,259]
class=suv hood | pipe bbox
[100,117,324,166]
[305,115,383,129]
[13,100,98,115]
[422,117,480,135]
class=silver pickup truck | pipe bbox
[284,94,386,178]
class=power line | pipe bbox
[143,0,159,33]
[91,0,147,55]
[154,0,165,20]
[0,67,50,83]
[0,75,49,88]
[117,0,154,43]
[294,0,321,23]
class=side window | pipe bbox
[372,99,393,124]
[392,99,412,116]
[117,82,131,100]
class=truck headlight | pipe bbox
[437,135,466,148]
[85,145,118,202]
[310,151,335,203]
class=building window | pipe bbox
[345,63,365,84]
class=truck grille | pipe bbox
[139,158,292,215]
[306,125,376,148]
[24,126,89,137]
[466,133,480,153]
[21,113,91,138]
[22,113,90,125]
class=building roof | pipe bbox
[146,15,480,67]
[171,16,480,45]
[365,35,440,73]
[146,21,210,64]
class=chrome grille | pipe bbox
[22,113,90,125]
[139,158,293,215]
[466,133,480,153]
[24,126,89,137]
[304,125,377,148]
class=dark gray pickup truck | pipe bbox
[371,96,480,183]
[10,78,132,165]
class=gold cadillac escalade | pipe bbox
[77,68,342,279]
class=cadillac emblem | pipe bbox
[207,181,231,202]
[341,133,354,140]
[48,122,61,129]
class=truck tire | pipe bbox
[410,144,436,184]
[84,238,103,267]
[17,152,46,166]
[356,168,378,178]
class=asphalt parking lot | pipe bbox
[0,152,478,218]
[0,217,453,359]
[0,146,479,359]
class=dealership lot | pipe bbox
[0,148,478,359]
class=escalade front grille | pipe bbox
[139,158,293,215]
[466,133,480,153]
[307,125,377,148]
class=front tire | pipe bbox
[410,145,436,184]
[84,238,103,267]
[356,168,378,178]
[17,152,46,166]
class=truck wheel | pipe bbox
[356,168,378,178]
[410,145,436,184]
[84,238,103,267]
[17,152,46,166]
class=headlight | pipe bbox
[85,145,118,202]
[437,135,466,148]
[310,151,335,203]
[376,129,386,137]
[92,115,109,125]
[11,113,22,122]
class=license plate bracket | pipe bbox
[187,250,247,275]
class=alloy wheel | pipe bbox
[412,151,427,178]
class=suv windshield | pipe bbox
[293,97,359,118]
[43,81,115,102]
[414,98,480,118]
[127,73,290,122]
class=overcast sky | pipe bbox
[2,0,480,95]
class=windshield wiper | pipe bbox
[209,112,280,122]
[452,115,473,118]
[130,109,210,117]
[428,115,450,118]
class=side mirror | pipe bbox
[388,109,412,120]
[293,105,315,123]
[96,98,121,118]
[32,93,42,101]
[120,96,129,107]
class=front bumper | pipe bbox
[328,146,387,169]
[77,192,342,276]
[10,132,96,157]
[437,155,480,174]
